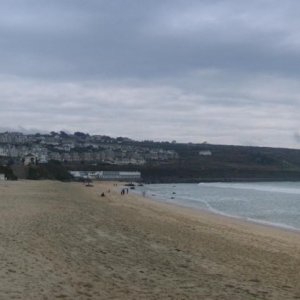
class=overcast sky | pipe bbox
[1,0,300,147]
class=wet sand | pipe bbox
[0,180,300,299]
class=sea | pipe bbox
[135,182,300,231]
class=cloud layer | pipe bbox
[0,0,300,147]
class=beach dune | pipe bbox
[0,180,300,299]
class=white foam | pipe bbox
[198,182,300,195]
[244,217,298,231]
[137,183,300,232]
[183,198,300,231]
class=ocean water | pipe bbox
[135,182,300,231]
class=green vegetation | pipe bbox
[0,166,17,180]
[27,161,73,181]
[65,143,300,183]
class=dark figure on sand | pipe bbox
[121,188,129,195]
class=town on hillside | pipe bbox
[0,131,178,166]
[2,131,300,183]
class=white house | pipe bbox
[199,150,212,156]
[38,154,48,164]
[24,153,38,166]
[0,173,6,180]
[69,170,141,181]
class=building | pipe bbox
[99,171,141,181]
[199,150,212,156]
[0,173,6,180]
[38,154,48,164]
[24,153,37,166]
[70,171,141,181]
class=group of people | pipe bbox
[121,188,129,195]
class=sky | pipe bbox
[1,0,300,148]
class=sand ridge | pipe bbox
[0,180,300,299]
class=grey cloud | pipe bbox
[0,76,299,147]
[0,1,300,147]
[0,0,300,80]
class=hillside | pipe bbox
[65,142,300,183]
[2,131,300,182]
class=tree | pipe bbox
[60,131,69,138]
[74,132,89,139]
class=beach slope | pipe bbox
[0,180,300,299]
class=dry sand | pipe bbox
[0,180,300,299]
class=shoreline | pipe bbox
[144,178,300,184]
[134,182,300,235]
[147,194,300,235]
[133,190,300,241]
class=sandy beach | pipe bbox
[0,180,300,299]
